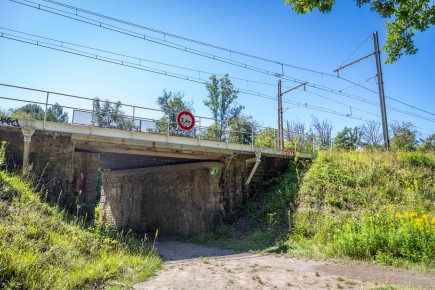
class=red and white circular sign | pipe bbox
[177,111,195,130]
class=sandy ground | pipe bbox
[133,241,435,290]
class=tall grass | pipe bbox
[192,150,435,269]
[288,150,435,268]
[0,142,161,289]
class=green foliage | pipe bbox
[11,103,69,123]
[418,133,435,152]
[93,98,134,130]
[187,159,309,251]
[284,0,435,63]
[155,90,194,136]
[290,150,435,267]
[0,142,160,288]
[227,115,256,145]
[204,74,244,141]
[334,127,362,150]
[333,210,435,265]
[390,122,418,151]
[254,127,277,148]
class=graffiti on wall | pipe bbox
[0,117,20,127]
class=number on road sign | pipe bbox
[177,111,195,131]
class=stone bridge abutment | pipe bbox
[1,120,296,236]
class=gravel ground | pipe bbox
[133,241,435,290]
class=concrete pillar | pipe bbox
[21,127,35,170]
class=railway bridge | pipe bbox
[0,84,312,236]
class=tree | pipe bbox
[47,103,69,123]
[155,90,194,136]
[360,121,383,147]
[284,0,435,63]
[227,115,256,145]
[204,74,244,141]
[417,133,435,151]
[254,127,278,148]
[12,103,69,123]
[390,121,418,151]
[311,116,333,149]
[285,120,307,151]
[334,127,362,150]
[93,98,134,130]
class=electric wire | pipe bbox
[9,0,434,119]
[339,34,372,68]
[1,31,394,127]
[9,0,434,118]
[2,27,434,127]
[0,27,285,90]
[38,0,335,77]
[3,1,389,97]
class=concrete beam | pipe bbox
[5,119,312,159]
[75,142,222,161]
[21,127,35,170]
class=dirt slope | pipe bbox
[133,241,435,290]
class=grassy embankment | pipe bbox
[193,150,435,269]
[0,143,161,289]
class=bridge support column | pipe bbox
[21,127,35,171]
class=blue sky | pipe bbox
[1,0,434,138]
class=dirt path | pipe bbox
[133,241,435,290]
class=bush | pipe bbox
[289,150,435,268]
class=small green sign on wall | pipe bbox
[211,168,221,175]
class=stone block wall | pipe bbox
[0,127,99,219]
[101,162,224,236]
[0,126,24,169]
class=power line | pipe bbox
[5,0,386,97]
[1,30,395,127]
[37,0,336,77]
[304,89,381,119]
[10,0,434,119]
[0,27,288,90]
[3,27,434,127]
[339,34,372,68]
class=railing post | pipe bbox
[251,126,254,147]
[92,100,95,127]
[43,92,49,129]
[275,129,277,149]
[132,106,135,132]
[198,116,201,141]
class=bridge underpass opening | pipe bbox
[93,150,226,237]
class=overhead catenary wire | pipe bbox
[10,0,434,119]
[2,27,434,127]
[338,34,372,68]
[1,30,404,129]
[0,4,382,89]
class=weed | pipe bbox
[0,142,161,289]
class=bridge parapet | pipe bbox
[0,83,314,157]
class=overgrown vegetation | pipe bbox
[287,150,435,268]
[193,150,435,269]
[188,158,310,251]
[0,142,161,289]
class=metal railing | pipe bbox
[0,83,284,149]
